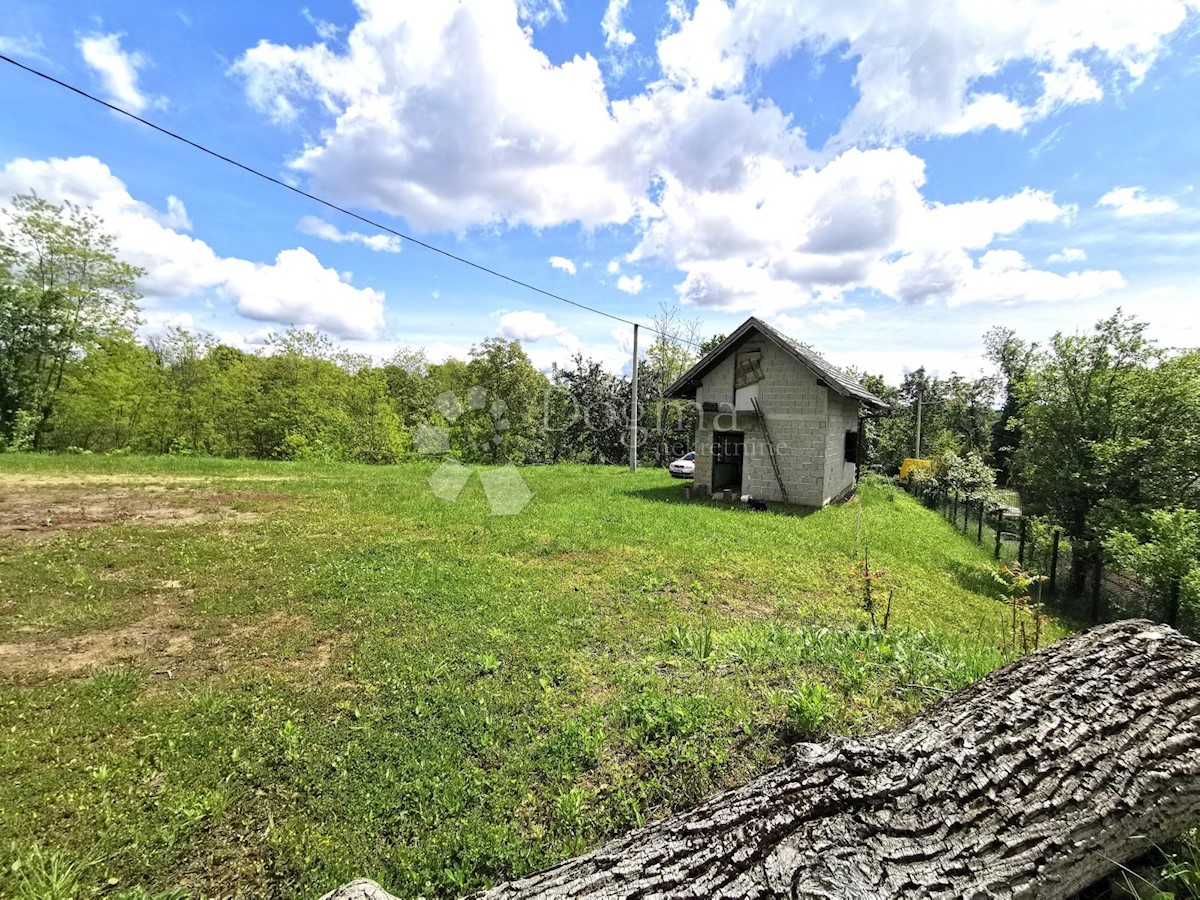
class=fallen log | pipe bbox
[323,620,1200,899]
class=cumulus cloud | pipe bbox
[228,0,1139,316]
[1098,186,1180,217]
[657,0,1188,139]
[78,33,159,113]
[807,307,867,329]
[298,214,401,252]
[0,156,385,338]
[232,0,645,231]
[1048,247,1087,262]
[549,255,577,275]
[497,310,580,354]
[602,0,635,48]
[873,248,1125,307]
[616,274,643,294]
[628,147,1113,311]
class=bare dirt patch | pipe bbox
[0,486,293,540]
[0,607,337,682]
[0,602,193,677]
[0,473,286,488]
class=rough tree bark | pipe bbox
[323,620,1200,900]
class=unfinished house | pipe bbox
[665,317,889,508]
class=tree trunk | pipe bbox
[323,620,1200,900]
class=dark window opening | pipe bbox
[844,429,859,464]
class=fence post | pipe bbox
[1017,517,1027,566]
[1049,530,1060,596]
[1090,557,1103,624]
[952,492,958,525]
[1169,578,1181,628]
[994,509,1004,560]
[977,502,984,543]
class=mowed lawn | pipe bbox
[0,455,1070,899]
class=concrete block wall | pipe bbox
[823,392,860,504]
[692,339,842,507]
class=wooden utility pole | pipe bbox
[915,380,923,458]
[629,324,638,473]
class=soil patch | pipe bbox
[0,603,192,677]
[0,487,292,540]
[0,607,336,682]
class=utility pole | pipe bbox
[915,381,923,459]
[630,323,639,473]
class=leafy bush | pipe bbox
[938,449,998,504]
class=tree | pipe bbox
[640,302,701,465]
[1012,311,1160,592]
[463,339,550,464]
[984,326,1034,484]
[48,336,160,452]
[0,194,142,447]
[547,355,629,464]
[323,621,1200,900]
[1105,507,1200,629]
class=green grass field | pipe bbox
[0,455,1070,899]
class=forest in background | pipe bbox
[3,194,1199,617]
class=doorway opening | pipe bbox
[711,431,744,494]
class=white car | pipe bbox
[669,452,696,478]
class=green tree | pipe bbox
[0,194,142,447]
[48,337,160,452]
[984,326,1034,484]
[1105,507,1200,630]
[1012,311,1161,592]
[547,354,629,464]
[462,338,549,464]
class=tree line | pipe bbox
[0,194,700,468]
[3,194,1197,622]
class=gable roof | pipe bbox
[664,316,889,412]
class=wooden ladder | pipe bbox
[750,397,789,504]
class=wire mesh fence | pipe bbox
[905,480,1191,635]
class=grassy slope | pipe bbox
[0,456,1069,898]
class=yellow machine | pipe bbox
[899,458,932,483]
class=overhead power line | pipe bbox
[0,52,703,350]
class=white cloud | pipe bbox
[221,247,385,335]
[657,0,1190,139]
[873,247,1125,307]
[496,310,580,355]
[77,33,159,114]
[1048,247,1087,262]
[516,0,566,28]
[1098,186,1180,217]
[549,255,577,275]
[602,0,635,48]
[0,156,385,338]
[301,8,343,41]
[628,146,1113,311]
[617,273,644,294]
[228,0,1138,318]
[298,214,401,252]
[0,33,48,63]
[497,309,563,341]
[141,310,195,335]
[807,307,867,329]
[232,0,645,231]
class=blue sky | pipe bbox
[1,0,1198,381]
